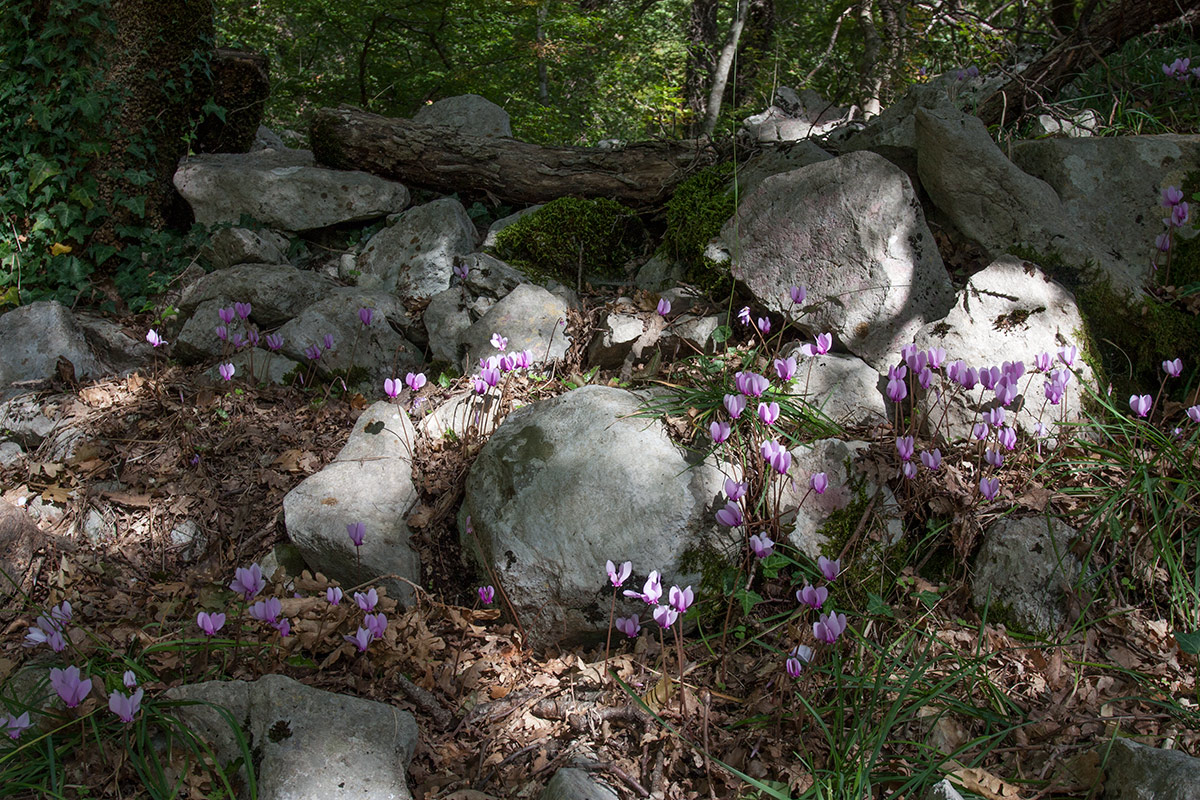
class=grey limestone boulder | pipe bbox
[461,386,729,647]
[588,312,645,369]
[167,674,419,800]
[283,402,422,604]
[203,226,290,270]
[423,288,474,365]
[709,150,955,369]
[973,515,1080,636]
[733,141,834,198]
[912,256,1092,441]
[355,197,478,300]
[458,252,528,298]
[179,263,338,328]
[175,152,409,231]
[540,767,620,800]
[460,283,570,373]
[781,347,889,428]
[483,205,543,249]
[414,93,512,139]
[1103,738,1200,800]
[0,302,101,397]
[1011,134,1200,296]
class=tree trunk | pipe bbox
[310,106,718,208]
[976,0,1200,127]
[701,0,750,136]
[684,0,719,135]
[734,0,776,108]
[857,0,883,117]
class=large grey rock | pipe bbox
[1103,738,1200,800]
[460,283,571,373]
[179,263,338,328]
[174,153,409,231]
[733,141,834,198]
[413,94,512,139]
[461,386,728,647]
[742,88,849,143]
[780,439,901,557]
[418,391,502,442]
[708,151,955,369]
[783,348,888,428]
[283,402,421,604]
[1011,134,1200,295]
[0,302,101,397]
[913,256,1092,441]
[1031,109,1102,138]
[74,313,152,376]
[840,82,956,181]
[540,767,619,800]
[204,349,301,386]
[167,674,418,800]
[276,288,421,385]
[457,252,528,298]
[423,288,473,365]
[973,515,1080,636]
[588,312,645,369]
[203,227,290,270]
[355,198,478,300]
[915,107,1082,275]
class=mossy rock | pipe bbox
[491,196,646,284]
[659,163,737,295]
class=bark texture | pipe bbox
[310,106,718,207]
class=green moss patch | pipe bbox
[659,163,737,295]
[491,196,645,283]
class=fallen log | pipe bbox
[309,105,719,208]
[976,0,1200,128]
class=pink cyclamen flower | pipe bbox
[471,377,488,395]
[749,533,775,559]
[1058,345,1077,367]
[921,449,942,471]
[724,478,748,502]
[321,333,334,351]
[1033,352,1052,372]
[1169,202,1190,228]
[354,589,378,612]
[810,472,829,494]
[480,367,501,387]
[800,333,832,357]
[789,285,806,305]
[123,670,138,690]
[248,597,282,624]
[724,393,747,419]
[756,317,771,334]
[1188,406,1200,423]
[710,420,731,444]
[229,332,247,349]
[344,627,372,652]
[364,612,388,640]
[653,604,679,629]
[1162,186,1185,207]
[624,571,663,605]
[26,623,69,653]
[926,347,947,370]
[1129,394,1152,418]
[606,560,633,588]
[895,436,914,462]
[1163,358,1183,378]
[1156,233,1171,253]
[234,302,252,320]
[902,461,918,479]
[979,476,1000,502]
[146,329,167,348]
[478,585,495,605]
[998,426,1017,451]
[813,612,848,645]
[265,333,283,351]
[972,422,990,441]
[384,378,401,398]
[275,618,291,637]
[108,688,143,723]
[774,357,797,381]
[50,665,92,708]
[358,307,374,327]
[669,585,694,614]
[760,439,791,474]
[738,306,752,326]
[218,307,236,325]
[490,333,508,351]
[327,587,343,605]
[735,371,769,398]
[218,363,235,381]
[757,402,780,426]
[982,407,1005,428]
[4,712,31,740]
[656,298,671,316]
[886,376,907,403]
[985,448,1004,467]
[405,372,426,392]
[230,563,265,601]
[786,657,803,678]
[797,584,828,610]
[246,329,260,348]
[615,615,641,637]
[346,521,366,548]
[197,611,226,636]
[818,556,841,582]
[453,262,470,281]
[715,501,743,528]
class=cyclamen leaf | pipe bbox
[1176,630,1200,655]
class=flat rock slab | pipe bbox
[175,153,409,231]
[167,674,418,800]
[0,302,101,396]
[1103,738,1200,800]
[284,402,421,604]
[973,515,1080,636]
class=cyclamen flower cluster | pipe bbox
[1154,184,1193,280]
[610,564,694,636]
[470,335,535,395]
[23,600,72,652]
[787,555,848,677]
[1162,57,1198,82]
